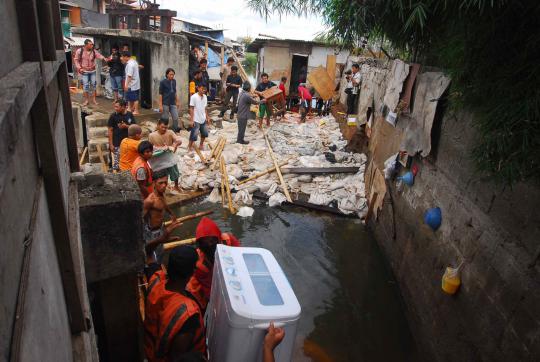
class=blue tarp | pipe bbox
[193,30,224,68]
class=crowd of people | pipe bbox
[75,37,365,362]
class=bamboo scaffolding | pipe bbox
[209,137,223,159]
[263,132,292,202]
[211,138,226,171]
[237,160,290,185]
[221,155,235,213]
[163,210,214,227]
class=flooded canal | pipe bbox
[173,199,418,362]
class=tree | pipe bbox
[248,0,540,185]
[242,53,257,77]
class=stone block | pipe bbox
[84,112,108,128]
[79,172,144,283]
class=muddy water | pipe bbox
[173,199,418,362]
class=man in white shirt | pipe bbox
[121,51,141,115]
[188,83,210,152]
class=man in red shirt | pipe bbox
[298,83,313,122]
[278,76,288,113]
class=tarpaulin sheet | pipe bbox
[383,59,410,111]
[401,72,451,157]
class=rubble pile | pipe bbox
[169,111,368,217]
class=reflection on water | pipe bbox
[173,199,418,362]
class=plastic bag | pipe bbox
[233,189,252,206]
[206,187,222,203]
[237,206,255,218]
[268,192,287,207]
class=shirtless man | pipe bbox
[143,170,182,264]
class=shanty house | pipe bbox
[247,38,350,96]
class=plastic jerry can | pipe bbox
[442,266,461,295]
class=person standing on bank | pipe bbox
[236,81,264,144]
[108,99,136,172]
[121,51,141,115]
[188,84,210,152]
[346,63,362,115]
[220,56,234,97]
[75,39,109,107]
[219,65,242,120]
[107,44,125,102]
[159,68,181,132]
[254,73,276,128]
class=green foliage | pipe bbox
[242,53,258,77]
[247,0,540,184]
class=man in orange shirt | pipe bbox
[119,124,142,171]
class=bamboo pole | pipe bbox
[220,158,226,207]
[211,138,226,171]
[221,155,235,213]
[237,160,290,185]
[96,143,108,173]
[193,144,208,165]
[210,137,224,159]
[264,132,292,202]
[163,237,196,251]
[163,210,214,227]
[79,146,88,166]
[231,51,248,82]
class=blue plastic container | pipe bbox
[398,171,415,186]
[424,207,442,230]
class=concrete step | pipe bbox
[88,137,110,153]
[89,153,110,164]
[85,112,109,127]
[88,126,109,139]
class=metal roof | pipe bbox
[246,37,337,52]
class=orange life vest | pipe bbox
[144,270,206,362]
[186,233,239,309]
[131,156,153,196]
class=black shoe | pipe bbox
[237,140,249,145]
[219,112,225,118]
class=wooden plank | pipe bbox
[365,192,379,221]
[96,143,108,173]
[221,47,225,68]
[79,147,88,166]
[282,167,360,175]
[307,66,334,101]
[252,191,355,217]
[58,61,81,172]
[30,88,87,333]
[231,51,248,82]
[326,54,336,80]
[264,132,292,202]
[14,0,87,335]
[237,160,290,185]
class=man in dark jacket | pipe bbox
[219,66,243,120]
